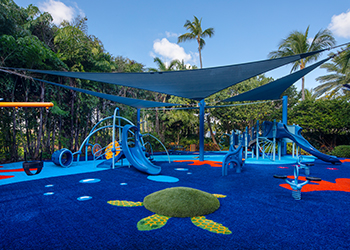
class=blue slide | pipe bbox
[276,122,341,164]
[121,125,161,175]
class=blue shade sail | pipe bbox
[14,50,324,101]
[221,57,331,102]
[35,78,180,109]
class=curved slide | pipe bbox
[276,122,341,164]
[122,125,161,175]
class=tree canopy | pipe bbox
[0,1,348,162]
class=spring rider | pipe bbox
[274,156,321,200]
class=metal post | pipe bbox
[245,127,248,160]
[282,96,288,155]
[199,100,205,161]
[256,120,259,160]
[273,119,276,161]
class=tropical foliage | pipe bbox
[314,51,350,98]
[268,26,336,100]
[288,97,350,152]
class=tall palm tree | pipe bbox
[314,54,350,98]
[177,16,214,69]
[268,26,336,100]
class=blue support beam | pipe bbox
[282,95,288,155]
[282,96,288,125]
[199,100,205,161]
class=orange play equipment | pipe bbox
[0,102,54,108]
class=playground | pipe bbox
[1,151,350,249]
[1,103,350,249]
[1,46,350,249]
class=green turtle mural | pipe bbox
[107,186,232,234]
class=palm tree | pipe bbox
[175,59,188,70]
[174,59,198,70]
[338,44,350,73]
[178,16,214,69]
[314,54,350,98]
[304,88,317,101]
[268,26,336,100]
[148,57,179,72]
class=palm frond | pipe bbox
[177,33,195,43]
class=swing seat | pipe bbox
[306,176,322,182]
[273,175,287,179]
[23,160,44,176]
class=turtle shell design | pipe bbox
[105,141,120,159]
[107,187,231,234]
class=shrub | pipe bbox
[331,145,350,158]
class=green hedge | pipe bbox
[331,145,350,158]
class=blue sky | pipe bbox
[14,0,350,91]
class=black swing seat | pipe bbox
[304,163,314,167]
[306,176,322,182]
[23,160,44,176]
[273,175,287,179]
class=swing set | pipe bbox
[0,101,54,175]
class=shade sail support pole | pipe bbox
[199,99,205,161]
[282,95,288,155]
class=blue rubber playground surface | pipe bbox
[1,153,350,250]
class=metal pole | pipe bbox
[199,100,205,161]
[256,120,259,160]
[282,95,288,155]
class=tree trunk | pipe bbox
[95,106,100,144]
[34,82,45,159]
[155,107,160,135]
[11,108,17,161]
[207,114,218,145]
[51,120,56,154]
[10,78,18,161]
[69,78,75,150]
[74,97,80,152]
[154,94,160,135]
[300,62,305,101]
[46,111,51,156]
[198,47,202,69]
[301,76,305,101]
[58,116,62,149]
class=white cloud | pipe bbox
[190,51,199,66]
[152,38,192,63]
[38,0,84,26]
[165,31,179,38]
[328,9,350,38]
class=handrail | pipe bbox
[84,111,134,161]
[142,133,170,163]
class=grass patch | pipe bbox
[143,187,220,218]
